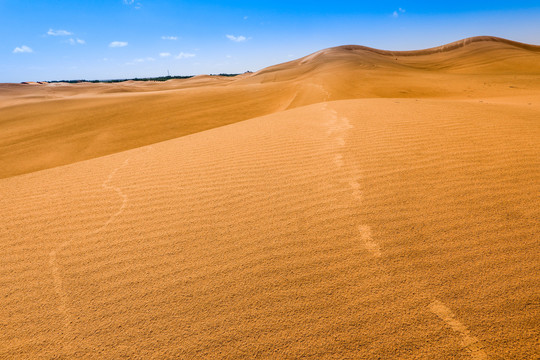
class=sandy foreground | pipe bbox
[1,37,539,359]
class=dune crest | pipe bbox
[308,36,540,58]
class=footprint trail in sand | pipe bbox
[48,156,131,344]
[324,101,488,357]
[323,102,382,258]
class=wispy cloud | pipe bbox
[392,8,406,18]
[161,36,178,40]
[159,52,171,57]
[126,57,155,65]
[48,29,85,46]
[226,34,247,42]
[136,57,155,62]
[176,52,195,59]
[47,29,72,36]
[67,38,85,45]
[109,41,128,48]
[13,45,33,54]
[123,0,142,9]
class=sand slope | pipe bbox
[1,36,540,178]
[1,98,539,358]
[1,37,540,359]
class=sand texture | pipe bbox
[1,36,539,359]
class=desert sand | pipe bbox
[0,36,539,359]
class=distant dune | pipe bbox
[1,37,539,359]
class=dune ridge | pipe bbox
[316,36,540,58]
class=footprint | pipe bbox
[347,179,363,201]
[333,154,344,167]
[335,137,345,147]
[429,300,488,359]
[358,225,382,257]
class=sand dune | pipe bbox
[2,36,540,179]
[1,37,539,358]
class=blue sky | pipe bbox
[1,1,540,82]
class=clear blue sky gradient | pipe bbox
[1,0,539,82]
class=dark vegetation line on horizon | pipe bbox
[40,73,249,84]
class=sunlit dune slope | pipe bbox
[1,36,540,178]
[244,36,540,102]
[253,36,540,78]
[1,98,538,358]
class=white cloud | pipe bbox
[126,57,154,65]
[159,52,171,57]
[13,45,33,54]
[243,16,248,20]
[67,38,85,45]
[393,8,406,18]
[175,52,195,59]
[47,29,72,36]
[123,0,142,8]
[161,36,178,40]
[109,41,128,48]
[226,34,247,42]
[134,57,155,63]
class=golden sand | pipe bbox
[1,36,539,358]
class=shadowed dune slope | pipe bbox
[1,99,539,358]
[0,81,297,178]
[1,36,540,178]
